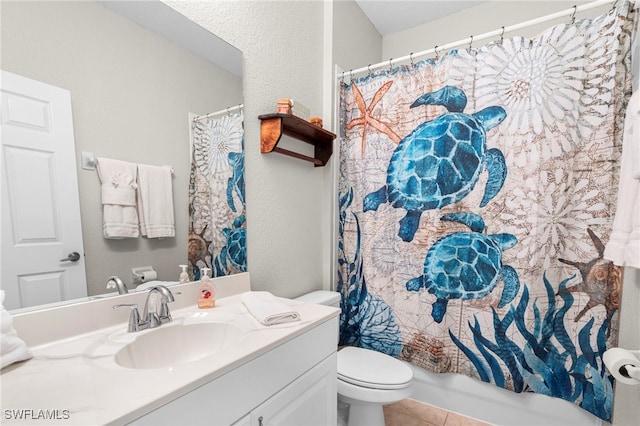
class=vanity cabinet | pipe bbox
[233,355,336,426]
[130,316,338,425]
[249,354,336,425]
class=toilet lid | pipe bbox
[337,346,413,390]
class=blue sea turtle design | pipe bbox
[406,212,520,323]
[363,86,508,242]
[215,215,246,274]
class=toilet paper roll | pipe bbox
[141,270,158,282]
[603,348,640,385]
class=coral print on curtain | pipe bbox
[337,2,636,421]
[189,111,246,279]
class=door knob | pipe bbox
[60,251,81,262]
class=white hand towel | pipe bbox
[0,291,32,369]
[604,90,640,268]
[96,157,139,238]
[241,291,300,326]
[136,164,175,238]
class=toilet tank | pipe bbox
[296,290,340,308]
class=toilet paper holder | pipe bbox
[132,266,157,285]
[603,348,640,385]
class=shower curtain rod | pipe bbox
[340,0,616,79]
[193,103,244,121]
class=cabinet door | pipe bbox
[252,354,337,426]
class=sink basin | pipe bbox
[114,322,244,369]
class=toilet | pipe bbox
[296,291,413,426]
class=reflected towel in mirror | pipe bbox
[136,164,175,238]
[96,157,139,238]
[240,291,300,326]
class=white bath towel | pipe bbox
[604,90,640,268]
[0,291,32,369]
[96,157,139,238]
[136,164,175,238]
[241,291,300,326]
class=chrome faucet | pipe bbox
[106,276,129,294]
[113,285,176,332]
[143,285,175,329]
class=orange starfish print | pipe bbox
[346,81,401,154]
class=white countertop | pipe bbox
[1,289,338,425]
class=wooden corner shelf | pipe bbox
[259,113,336,167]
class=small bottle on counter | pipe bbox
[277,98,292,114]
[310,117,323,128]
[198,267,216,309]
[178,264,190,283]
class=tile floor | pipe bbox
[384,398,491,426]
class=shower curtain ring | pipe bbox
[434,45,439,61]
[500,26,505,44]
[389,58,393,71]
[570,5,577,24]
[368,65,372,77]
[409,52,414,67]
[468,35,474,52]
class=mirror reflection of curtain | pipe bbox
[337,2,636,422]
[188,112,246,279]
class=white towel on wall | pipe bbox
[241,291,300,326]
[96,157,139,238]
[604,90,640,268]
[136,164,175,238]
[1,291,32,369]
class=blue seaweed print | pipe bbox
[449,274,614,421]
[213,150,247,276]
[337,186,402,357]
[226,151,245,213]
[363,86,508,242]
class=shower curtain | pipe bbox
[188,111,246,279]
[337,3,636,421]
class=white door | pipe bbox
[1,70,87,310]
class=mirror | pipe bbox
[1,1,243,311]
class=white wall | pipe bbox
[166,0,327,298]
[382,1,608,61]
[333,0,382,73]
[381,2,639,425]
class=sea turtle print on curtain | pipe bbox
[364,86,508,242]
[189,112,246,279]
[337,3,636,421]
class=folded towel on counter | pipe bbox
[136,164,175,238]
[1,291,32,369]
[96,157,139,239]
[240,291,300,326]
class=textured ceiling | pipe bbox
[355,0,487,36]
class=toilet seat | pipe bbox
[338,346,413,390]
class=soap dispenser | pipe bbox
[198,267,216,309]
[179,264,190,284]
